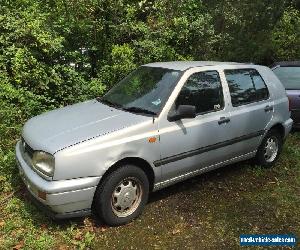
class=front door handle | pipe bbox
[264,105,273,112]
[218,117,230,125]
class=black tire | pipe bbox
[93,164,149,226]
[255,129,283,168]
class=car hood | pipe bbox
[22,99,150,154]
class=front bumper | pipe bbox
[16,141,101,219]
[27,190,92,219]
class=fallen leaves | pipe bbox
[58,245,69,250]
[74,231,83,241]
[172,228,181,235]
[13,240,24,250]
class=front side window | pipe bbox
[100,66,182,115]
[225,69,269,107]
[175,71,224,114]
[273,66,300,90]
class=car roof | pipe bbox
[271,61,300,68]
[143,61,250,71]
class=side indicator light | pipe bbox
[148,137,157,143]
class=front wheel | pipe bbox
[255,129,283,167]
[93,164,149,226]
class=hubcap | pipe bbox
[111,177,142,217]
[263,137,278,163]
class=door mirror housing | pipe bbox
[167,105,196,122]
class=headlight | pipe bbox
[32,151,55,177]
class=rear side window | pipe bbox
[225,69,269,107]
[176,71,224,114]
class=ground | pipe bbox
[0,132,299,249]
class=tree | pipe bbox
[271,7,300,60]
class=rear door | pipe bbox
[223,68,273,155]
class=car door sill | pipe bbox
[153,150,256,191]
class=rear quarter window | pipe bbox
[251,70,269,101]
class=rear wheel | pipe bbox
[93,164,149,226]
[255,129,283,167]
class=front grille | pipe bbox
[21,138,34,158]
[25,142,34,158]
[21,138,34,164]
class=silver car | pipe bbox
[16,61,293,226]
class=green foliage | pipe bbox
[97,44,137,88]
[271,7,300,60]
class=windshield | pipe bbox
[273,66,300,90]
[100,66,181,115]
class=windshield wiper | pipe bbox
[123,106,157,116]
[96,97,122,109]
[98,98,157,116]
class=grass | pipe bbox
[0,132,299,249]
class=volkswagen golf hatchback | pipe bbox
[16,61,293,226]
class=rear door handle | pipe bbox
[264,105,273,112]
[218,117,230,125]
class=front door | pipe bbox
[157,69,236,182]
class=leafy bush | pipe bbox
[271,7,300,60]
[0,0,299,192]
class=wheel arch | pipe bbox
[98,157,156,192]
[268,123,285,139]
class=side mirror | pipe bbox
[167,105,196,122]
